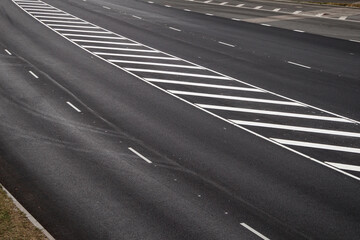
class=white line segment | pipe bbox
[125,69,230,79]
[325,162,360,172]
[5,49,12,55]
[128,147,152,163]
[29,71,39,78]
[66,101,81,112]
[287,61,311,69]
[169,27,181,32]
[240,223,270,240]
[218,41,235,47]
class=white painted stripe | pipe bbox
[128,147,152,163]
[132,15,142,19]
[83,46,158,52]
[198,104,350,122]
[254,6,262,9]
[47,24,99,28]
[184,9,191,11]
[54,29,112,34]
[63,34,125,39]
[169,27,181,32]
[165,5,171,7]
[5,49,12,55]
[72,39,139,45]
[316,13,324,17]
[287,61,311,69]
[29,71,39,78]
[205,13,213,16]
[232,120,360,138]
[293,29,305,33]
[236,4,244,7]
[325,162,360,172]
[103,6,111,9]
[102,53,177,60]
[28,11,70,15]
[66,101,81,112]
[218,41,235,47]
[125,69,230,79]
[240,223,270,240]
[293,10,302,14]
[41,20,88,24]
[272,139,360,154]
[148,1,154,3]
[110,60,202,69]
[169,91,302,106]
[145,79,262,92]
[220,2,228,5]
[21,5,52,8]
[204,0,212,3]
[273,8,280,11]
[231,18,241,21]
[21,8,60,12]
[339,16,347,20]
[261,24,271,27]
[35,16,78,20]
[17,3,47,6]
[350,39,360,43]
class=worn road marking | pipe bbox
[128,147,152,163]
[66,101,81,112]
[287,61,310,69]
[240,223,270,240]
[29,71,39,79]
[218,41,235,47]
[169,27,181,31]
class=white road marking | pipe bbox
[63,34,125,39]
[273,8,280,12]
[205,13,213,16]
[28,11,70,16]
[184,9,191,11]
[82,46,158,52]
[102,6,111,9]
[261,24,271,27]
[148,1,154,3]
[350,39,360,43]
[41,20,88,24]
[47,24,99,29]
[254,6,262,9]
[293,10,302,14]
[169,27,181,32]
[272,139,360,154]
[220,2,228,5]
[21,8,60,12]
[21,5,53,9]
[110,60,203,69]
[72,39,140,45]
[102,53,177,60]
[236,4,244,7]
[4,49,12,55]
[231,18,241,21]
[29,71,39,79]
[125,69,230,79]
[316,13,324,17]
[231,120,360,138]
[204,0,212,3]
[66,101,81,112]
[198,104,350,122]
[35,16,79,20]
[128,147,152,163]
[325,162,360,172]
[132,15,142,19]
[169,91,302,106]
[293,29,305,33]
[240,223,270,240]
[145,79,262,92]
[287,61,310,69]
[339,16,347,20]
[54,29,112,34]
[218,41,235,47]
[165,5,171,7]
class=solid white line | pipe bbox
[66,101,81,112]
[20,8,60,12]
[28,11,69,15]
[218,41,235,47]
[273,8,280,11]
[293,29,305,33]
[350,39,360,43]
[240,223,270,240]
[125,69,230,79]
[169,27,181,32]
[103,53,177,60]
[102,6,110,9]
[145,79,262,92]
[261,24,271,27]
[272,139,360,154]
[35,16,78,20]
[325,162,360,172]
[293,10,302,14]
[72,39,139,45]
[4,49,12,55]
[198,104,350,122]
[128,147,152,163]
[63,34,125,39]
[83,46,158,52]
[54,29,112,34]
[231,120,360,138]
[29,70,39,78]
[47,24,99,28]
[170,90,302,106]
[41,20,88,24]
[132,15,142,19]
[21,5,53,8]
[110,60,202,69]
[254,6,262,9]
[287,61,311,69]
[0,184,56,240]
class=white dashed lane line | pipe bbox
[184,9,191,11]
[261,23,271,27]
[132,15,142,19]
[102,6,111,10]
[293,29,305,33]
[29,70,39,79]
[169,26,181,32]
[240,223,270,240]
[13,0,360,180]
[66,101,82,112]
[4,49,12,55]
[128,147,153,163]
[205,13,213,16]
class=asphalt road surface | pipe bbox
[0,0,359,239]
